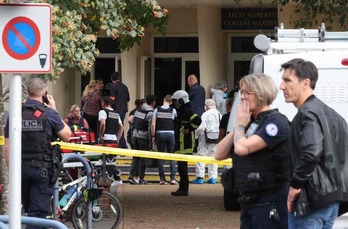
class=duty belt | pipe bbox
[238,182,289,204]
[22,159,53,169]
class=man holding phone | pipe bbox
[4,76,71,226]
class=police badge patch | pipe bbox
[265,123,278,137]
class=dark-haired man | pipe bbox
[109,71,130,148]
[130,94,157,184]
[280,58,348,228]
[98,96,124,145]
[99,95,124,186]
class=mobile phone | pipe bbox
[42,91,49,104]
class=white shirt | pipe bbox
[98,107,122,141]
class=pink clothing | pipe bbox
[81,91,102,116]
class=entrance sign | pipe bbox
[0,4,51,73]
[221,8,278,31]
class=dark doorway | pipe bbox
[154,58,182,105]
[184,60,200,91]
[80,57,117,96]
[81,58,115,96]
[234,60,251,87]
[95,58,116,86]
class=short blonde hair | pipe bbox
[69,104,80,113]
[239,73,277,106]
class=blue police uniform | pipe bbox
[233,109,290,229]
[5,99,65,227]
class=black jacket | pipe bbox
[174,104,201,154]
[188,83,205,117]
[109,81,130,112]
[291,95,348,216]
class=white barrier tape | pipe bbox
[53,142,232,166]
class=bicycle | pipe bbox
[51,153,123,229]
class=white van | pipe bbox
[250,23,348,122]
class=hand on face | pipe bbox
[236,100,251,127]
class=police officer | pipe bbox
[98,96,124,186]
[129,94,156,184]
[151,95,178,185]
[170,90,201,196]
[4,76,71,228]
[215,73,290,228]
[98,96,124,145]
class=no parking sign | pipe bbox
[0,3,51,73]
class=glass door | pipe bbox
[154,57,182,104]
[182,57,199,91]
[229,35,260,89]
[231,53,255,87]
[140,56,152,98]
[82,55,121,95]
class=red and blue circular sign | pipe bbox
[2,16,41,60]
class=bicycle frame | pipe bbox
[59,176,87,213]
[53,154,93,229]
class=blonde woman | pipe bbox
[81,80,102,134]
[64,104,89,130]
[215,73,290,228]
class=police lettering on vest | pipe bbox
[22,120,44,130]
[22,104,52,161]
[156,106,174,131]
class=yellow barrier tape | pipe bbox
[0,136,4,146]
[53,142,232,166]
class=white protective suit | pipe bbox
[211,88,227,115]
[194,101,221,179]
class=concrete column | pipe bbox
[120,44,141,142]
[121,44,141,108]
[197,5,225,98]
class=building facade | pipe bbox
[42,1,302,128]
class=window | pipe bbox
[154,37,199,53]
[96,38,120,53]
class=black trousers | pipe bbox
[178,161,189,192]
[22,166,54,229]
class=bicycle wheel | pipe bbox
[71,191,122,229]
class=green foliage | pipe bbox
[276,0,348,29]
[31,0,168,80]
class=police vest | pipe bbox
[22,104,52,161]
[156,106,174,131]
[66,116,84,128]
[104,109,119,135]
[233,109,290,194]
[133,109,150,131]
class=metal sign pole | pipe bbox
[8,74,22,228]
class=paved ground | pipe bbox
[60,180,348,228]
[113,182,240,229]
